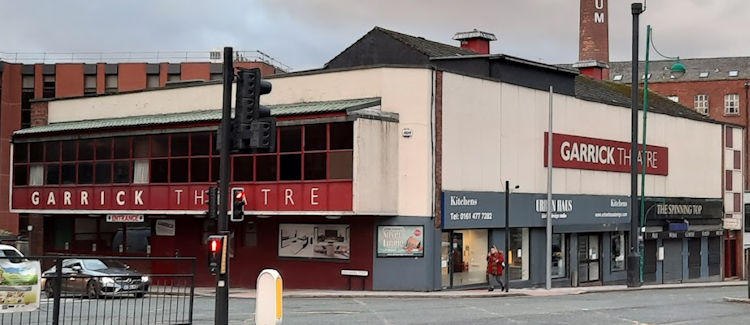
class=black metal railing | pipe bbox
[0,256,195,325]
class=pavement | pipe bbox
[193,279,749,300]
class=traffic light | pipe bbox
[233,67,276,152]
[206,187,218,219]
[207,235,227,275]
[230,187,246,222]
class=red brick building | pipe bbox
[0,54,282,237]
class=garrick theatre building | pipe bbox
[10,28,743,290]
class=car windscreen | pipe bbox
[82,259,109,271]
[0,249,24,263]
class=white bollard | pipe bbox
[256,269,283,325]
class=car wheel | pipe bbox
[86,280,101,299]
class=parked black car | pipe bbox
[42,258,150,298]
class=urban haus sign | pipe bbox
[544,132,669,175]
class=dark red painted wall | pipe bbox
[184,216,374,289]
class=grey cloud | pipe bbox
[1,1,748,70]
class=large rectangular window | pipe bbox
[14,122,354,187]
[551,234,566,278]
[611,232,626,272]
[725,94,740,115]
[694,94,709,115]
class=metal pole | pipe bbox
[639,25,652,284]
[627,2,643,288]
[215,46,233,325]
[504,180,510,292]
[52,258,62,325]
[546,86,553,290]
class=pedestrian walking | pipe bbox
[487,245,505,291]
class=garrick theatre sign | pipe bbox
[443,191,630,231]
[12,183,353,212]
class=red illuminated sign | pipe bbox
[544,133,668,175]
[12,182,353,212]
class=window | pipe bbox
[84,75,97,95]
[725,94,740,115]
[551,234,566,278]
[667,95,679,103]
[694,94,709,115]
[146,74,160,88]
[699,72,709,78]
[14,123,353,188]
[729,70,739,77]
[168,74,180,82]
[21,76,34,129]
[210,73,223,81]
[612,75,623,81]
[105,75,118,93]
[43,75,55,98]
[611,232,626,271]
[745,204,750,233]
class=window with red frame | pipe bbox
[12,122,354,186]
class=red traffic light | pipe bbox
[234,190,246,201]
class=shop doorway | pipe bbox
[724,237,737,278]
[440,230,488,288]
[643,240,657,283]
[662,239,682,283]
[577,234,600,283]
[687,238,701,279]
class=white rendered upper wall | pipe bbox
[441,72,724,199]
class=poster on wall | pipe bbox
[0,260,41,313]
[377,226,424,257]
[278,224,350,260]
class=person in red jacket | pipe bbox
[486,245,505,291]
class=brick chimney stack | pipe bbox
[453,29,497,55]
[577,0,609,79]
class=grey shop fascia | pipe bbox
[442,191,631,232]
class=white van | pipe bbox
[0,244,25,263]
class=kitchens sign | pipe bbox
[544,133,668,176]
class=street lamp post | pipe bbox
[638,24,685,282]
[628,2,644,288]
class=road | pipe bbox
[191,286,749,325]
[2,286,745,324]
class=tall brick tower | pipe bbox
[575,0,610,80]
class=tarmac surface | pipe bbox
[193,279,750,300]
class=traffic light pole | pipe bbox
[215,46,233,325]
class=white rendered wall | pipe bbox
[442,72,722,199]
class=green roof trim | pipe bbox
[15,97,381,136]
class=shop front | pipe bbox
[641,198,724,283]
[442,191,631,288]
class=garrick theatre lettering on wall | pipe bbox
[544,132,669,175]
[14,183,353,212]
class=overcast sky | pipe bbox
[1,0,747,71]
